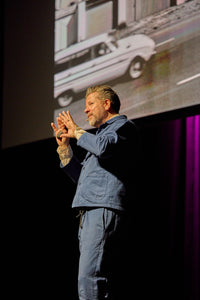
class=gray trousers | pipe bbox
[77,207,126,300]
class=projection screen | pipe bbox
[53,0,200,130]
[2,0,200,148]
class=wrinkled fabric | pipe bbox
[78,208,126,300]
[61,115,138,211]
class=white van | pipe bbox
[54,33,155,107]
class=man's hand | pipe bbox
[58,111,77,139]
[51,117,69,147]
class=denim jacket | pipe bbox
[62,115,138,211]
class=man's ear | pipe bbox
[104,99,111,111]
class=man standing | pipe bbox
[51,85,139,300]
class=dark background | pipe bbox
[1,0,55,148]
[1,0,199,299]
[1,116,194,299]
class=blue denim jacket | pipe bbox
[62,115,138,211]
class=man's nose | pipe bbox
[84,106,89,114]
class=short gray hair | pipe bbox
[86,85,121,113]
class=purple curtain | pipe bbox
[147,114,200,299]
[184,115,200,300]
[135,113,200,299]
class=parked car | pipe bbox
[54,32,156,107]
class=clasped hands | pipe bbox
[51,111,77,147]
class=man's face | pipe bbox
[84,92,108,128]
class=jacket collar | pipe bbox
[97,114,127,133]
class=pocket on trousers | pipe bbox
[102,208,115,235]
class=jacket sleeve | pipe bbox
[77,121,138,160]
[60,155,82,183]
[77,131,119,158]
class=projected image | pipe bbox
[54,0,200,128]
[54,33,155,107]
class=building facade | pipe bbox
[55,0,192,52]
